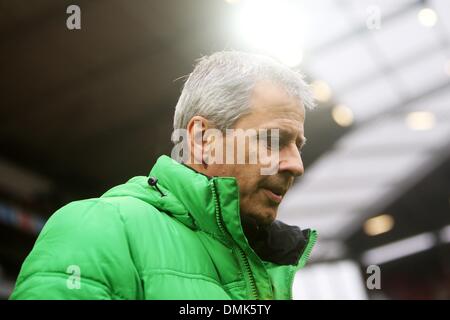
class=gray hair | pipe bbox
[173,51,315,135]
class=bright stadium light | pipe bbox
[236,0,306,67]
[418,8,438,28]
[405,111,436,131]
[311,80,332,103]
[363,214,395,236]
[332,104,354,127]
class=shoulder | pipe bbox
[45,196,170,234]
[32,196,180,268]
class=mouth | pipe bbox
[262,187,286,204]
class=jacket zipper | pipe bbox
[210,179,259,299]
[287,229,317,300]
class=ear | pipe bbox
[186,116,210,167]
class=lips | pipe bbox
[262,187,286,204]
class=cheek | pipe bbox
[236,168,263,196]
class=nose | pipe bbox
[278,144,304,177]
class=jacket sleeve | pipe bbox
[10,199,142,300]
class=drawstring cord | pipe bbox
[148,177,166,197]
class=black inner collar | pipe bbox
[181,162,309,265]
[241,214,309,266]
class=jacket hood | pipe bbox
[102,155,226,236]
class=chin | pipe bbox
[252,209,277,226]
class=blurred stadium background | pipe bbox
[0,0,449,299]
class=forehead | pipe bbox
[234,81,305,130]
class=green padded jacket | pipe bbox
[10,155,316,300]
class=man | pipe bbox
[11,51,317,300]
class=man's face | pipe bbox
[206,82,306,225]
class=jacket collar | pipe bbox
[103,155,312,267]
[148,156,225,238]
[148,155,311,266]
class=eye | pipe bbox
[259,133,279,150]
[258,135,271,149]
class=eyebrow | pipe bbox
[263,128,307,149]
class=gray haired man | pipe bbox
[12,51,317,300]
